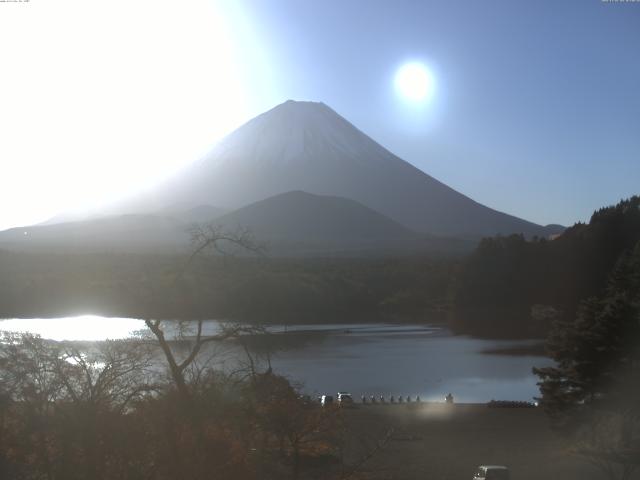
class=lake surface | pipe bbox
[0,316,552,403]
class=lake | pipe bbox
[0,316,552,403]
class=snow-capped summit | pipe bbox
[209,100,391,169]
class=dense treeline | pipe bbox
[453,196,640,337]
[0,251,455,324]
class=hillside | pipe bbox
[453,195,640,337]
[213,190,463,255]
[0,214,192,254]
[0,191,470,256]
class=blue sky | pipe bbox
[235,0,640,226]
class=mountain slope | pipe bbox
[117,100,561,237]
[215,191,473,257]
[213,190,437,255]
[0,192,469,256]
[0,215,191,253]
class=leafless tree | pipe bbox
[0,333,160,480]
[186,224,266,265]
[144,319,263,403]
[145,224,267,403]
[0,333,65,479]
[55,340,159,413]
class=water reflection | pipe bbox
[0,315,146,341]
[0,316,551,402]
[266,329,551,402]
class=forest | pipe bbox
[453,196,640,337]
[1,197,639,339]
[0,250,455,324]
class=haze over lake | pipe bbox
[0,316,551,403]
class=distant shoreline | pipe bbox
[481,343,547,357]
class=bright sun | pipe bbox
[0,1,255,230]
[395,62,435,103]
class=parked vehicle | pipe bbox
[337,392,353,405]
[321,395,334,406]
[473,465,510,480]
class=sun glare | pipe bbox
[0,315,145,341]
[0,0,256,230]
[395,62,435,103]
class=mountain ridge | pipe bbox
[0,190,472,256]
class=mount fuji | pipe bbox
[115,100,561,238]
[0,100,563,255]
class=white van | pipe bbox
[473,465,510,480]
[337,392,353,405]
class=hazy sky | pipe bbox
[1,0,638,231]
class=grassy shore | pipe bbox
[341,403,607,480]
